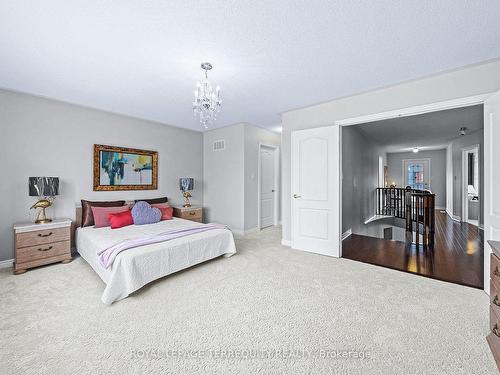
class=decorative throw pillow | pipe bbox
[131,201,162,225]
[81,200,125,227]
[108,210,134,229]
[134,197,168,205]
[152,203,173,220]
[91,206,130,228]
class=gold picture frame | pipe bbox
[93,144,158,191]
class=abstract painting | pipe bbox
[93,144,158,191]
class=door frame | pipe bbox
[461,144,480,225]
[334,93,492,294]
[257,143,280,230]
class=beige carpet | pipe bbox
[0,227,496,374]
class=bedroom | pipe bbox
[2,1,500,374]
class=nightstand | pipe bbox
[173,206,203,223]
[13,219,72,275]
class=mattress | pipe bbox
[76,217,236,304]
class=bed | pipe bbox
[76,216,236,304]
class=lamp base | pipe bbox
[35,218,52,224]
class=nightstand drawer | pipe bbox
[180,210,202,219]
[16,227,70,248]
[16,240,70,263]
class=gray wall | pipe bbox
[203,123,280,233]
[203,124,246,232]
[280,59,500,242]
[386,149,447,208]
[450,129,484,224]
[244,125,281,230]
[342,126,386,234]
[0,89,203,262]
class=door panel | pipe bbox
[484,90,500,294]
[291,125,340,257]
[260,148,275,228]
[299,137,328,201]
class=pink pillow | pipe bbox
[91,206,130,228]
[152,203,173,220]
[108,210,134,229]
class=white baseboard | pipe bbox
[479,224,485,230]
[446,210,462,222]
[435,206,446,210]
[342,229,352,241]
[281,239,291,247]
[0,259,14,269]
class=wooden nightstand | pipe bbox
[13,219,72,275]
[173,206,203,223]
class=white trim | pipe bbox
[446,209,462,222]
[461,144,480,226]
[281,238,291,247]
[342,229,352,241]
[257,143,280,230]
[335,94,491,127]
[0,259,14,269]
[435,206,446,210]
[446,144,454,218]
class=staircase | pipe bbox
[376,187,435,249]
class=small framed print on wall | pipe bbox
[93,144,158,191]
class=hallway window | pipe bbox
[403,159,430,190]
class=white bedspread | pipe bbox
[76,218,236,304]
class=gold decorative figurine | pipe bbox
[30,198,54,224]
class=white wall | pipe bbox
[0,89,203,262]
[386,149,447,208]
[203,123,280,234]
[281,59,500,242]
[203,124,245,232]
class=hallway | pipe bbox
[342,210,484,288]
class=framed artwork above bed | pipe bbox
[93,144,158,191]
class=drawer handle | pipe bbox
[37,246,53,252]
[494,296,500,307]
[494,324,500,338]
[38,232,53,238]
[189,212,196,215]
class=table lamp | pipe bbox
[179,178,194,207]
[29,177,59,224]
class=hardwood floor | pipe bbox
[342,210,484,289]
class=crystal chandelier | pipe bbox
[193,62,222,129]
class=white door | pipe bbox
[260,147,275,228]
[291,125,341,257]
[484,90,500,294]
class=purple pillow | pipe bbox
[131,201,162,225]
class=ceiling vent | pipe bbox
[213,139,225,151]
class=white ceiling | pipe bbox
[355,105,484,153]
[1,1,500,132]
